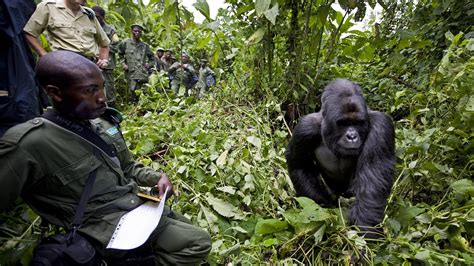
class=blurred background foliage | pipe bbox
[1,0,473,264]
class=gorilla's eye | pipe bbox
[337,119,363,127]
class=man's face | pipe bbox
[132,27,142,40]
[66,0,85,6]
[181,55,189,63]
[164,51,171,59]
[60,67,107,120]
[157,51,164,57]
[94,12,104,25]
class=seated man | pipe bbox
[0,50,211,264]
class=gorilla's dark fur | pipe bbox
[286,79,395,235]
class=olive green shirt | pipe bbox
[118,38,154,81]
[103,24,119,70]
[23,0,110,58]
[169,62,196,87]
[197,66,215,89]
[0,115,161,248]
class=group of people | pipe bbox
[24,0,215,105]
[0,0,213,264]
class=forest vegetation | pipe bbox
[1,0,473,264]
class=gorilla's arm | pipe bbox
[349,111,395,228]
[285,113,335,205]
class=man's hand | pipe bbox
[123,63,129,71]
[156,173,174,200]
[96,59,108,68]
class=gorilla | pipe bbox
[285,79,395,236]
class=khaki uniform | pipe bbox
[23,0,110,59]
[0,113,211,264]
[102,24,119,105]
[169,62,196,96]
[118,38,154,101]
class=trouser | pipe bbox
[128,79,147,102]
[103,69,116,106]
[197,85,208,99]
[103,206,212,265]
[170,80,193,97]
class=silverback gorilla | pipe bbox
[285,79,395,236]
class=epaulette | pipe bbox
[82,6,95,20]
[101,107,123,127]
[1,118,44,144]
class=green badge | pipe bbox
[106,126,119,136]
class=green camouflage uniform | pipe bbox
[196,66,215,98]
[118,39,154,102]
[0,112,211,264]
[102,24,119,105]
[168,62,196,96]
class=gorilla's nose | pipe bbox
[346,129,358,142]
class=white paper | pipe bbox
[106,187,168,250]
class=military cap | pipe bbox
[131,24,145,31]
[200,59,208,63]
[157,47,165,52]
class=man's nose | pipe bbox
[97,87,106,103]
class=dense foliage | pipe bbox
[1,0,473,265]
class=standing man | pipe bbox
[118,24,154,102]
[154,47,165,72]
[196,59,216,98]
[168,52,196,96]
[23,0,110,69]
[92,6,119,107]
[160,49,173,72]
[0,50,212,264]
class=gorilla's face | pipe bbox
[321,81,370,157]
[333,118,368,157]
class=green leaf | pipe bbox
[263,238,279,247]
[316,5,330,25]
[246,136,262,149]
[295,197,319,210]
[206,21,220,31]
[450,179,474,196]
[255,0,271,16]
[193,0,211,21]
[254,219,288,235]
[216,150,228,167]
[206,193,244,219]
[216,186,237,194]
[313,224,326,244]
[414,250,431,261]
[397,206,425,227]
[263,4,279,25]
[246,27,266,45]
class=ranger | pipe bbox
[23,0,109,69]
[0,51,211,264]
[118,24,154,102]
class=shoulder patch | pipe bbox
[82,6,95,19]
[1,118,44,144]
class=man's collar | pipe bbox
[56,0,66,8]
[56,0,88,16]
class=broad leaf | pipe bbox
[263,4,279,25]
[255,0,271,16]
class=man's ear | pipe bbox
[45,85,63,102]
